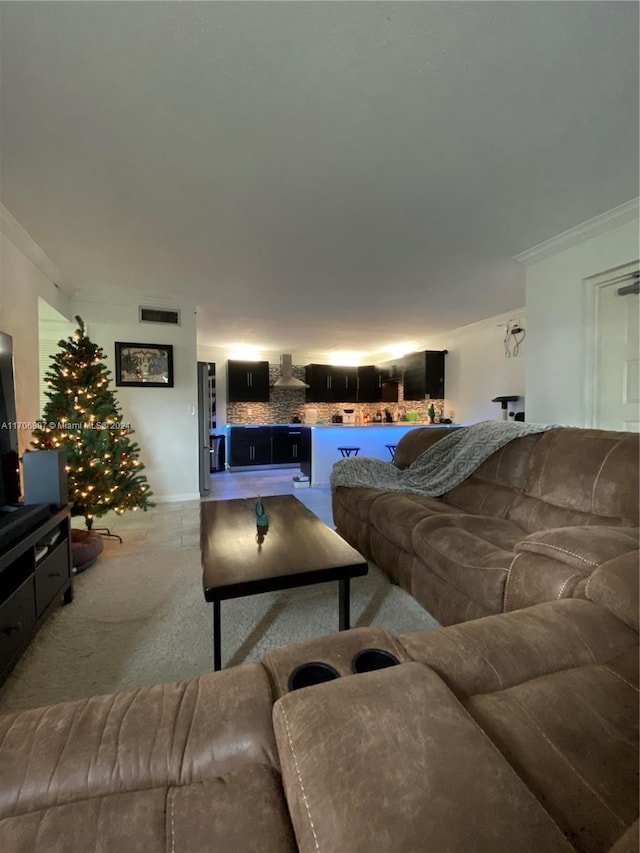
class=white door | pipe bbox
[595,271,639,431]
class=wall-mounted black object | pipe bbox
[491,395,519,421]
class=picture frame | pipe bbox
[114,342,174,387]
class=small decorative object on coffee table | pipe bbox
[200,495,368,670]
[255,496,269,544]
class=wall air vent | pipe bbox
[139,306,181,326]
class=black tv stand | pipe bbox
[0,503,53,551]
[0,504,73,682]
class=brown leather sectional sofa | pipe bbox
[332,425,639,625]
[0,551,637,852]
[0,425,637,852]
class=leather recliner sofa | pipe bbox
[332,425,639,625]
[0,550,637,852]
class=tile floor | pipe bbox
[205,468,334,525]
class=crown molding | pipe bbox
[513,198,639,266]
[0,202,70,290]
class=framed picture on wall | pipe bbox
[115,342,174,387]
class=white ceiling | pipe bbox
[1,1,638,360]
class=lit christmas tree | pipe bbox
[31,316,154,529]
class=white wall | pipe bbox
[72,295,200,502]
[0,230,71,457]
[427,311,526,425]
[1,210,199,502]
[524,216,639,425]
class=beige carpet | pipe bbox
[0,499,439,714]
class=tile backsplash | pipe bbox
[226,364,448,424]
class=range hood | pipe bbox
[272,354,309,388]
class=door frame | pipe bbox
[583,260,639,428]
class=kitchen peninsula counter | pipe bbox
[225,423,458,484]
[306,423,458,486]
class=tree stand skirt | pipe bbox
[71,529,105,574]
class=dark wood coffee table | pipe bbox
[200,494,368,670]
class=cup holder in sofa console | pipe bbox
[288,661,341,692]
[351,648,400,673]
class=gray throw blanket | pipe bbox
[330,420,561,497]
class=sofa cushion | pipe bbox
[445,433,541,517]
[332,486,385,525]
[412,514,525,613]
[399,598,639,700]
[0,765,297,853]
[331,486,386,558]
[0,664,278,820]
[508,428,639,533]
[369,492,462,553]
[273,662,573,853]
[465,664,640,853]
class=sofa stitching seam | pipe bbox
[556,573,583,599]
[280,703,320,852]
[590,440,622,514]
[584,572,594,600]
[602,666,639,693]
[502,552,521,612]
[520,542,599,566]
[168,786,176,853]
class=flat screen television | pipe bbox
[0,331,20,506]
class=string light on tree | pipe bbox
[31,315,154,530]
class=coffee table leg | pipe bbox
[213,599,222,671]
[339,578,350,630]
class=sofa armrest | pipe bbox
[503,526,639,612]
[272,663,572,852]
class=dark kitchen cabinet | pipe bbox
[357,364,400,402]
[305,364,333,403]
[356,365,378,402]
[331,366,358,403]
[402,351,446,400]
[227,360,270,402]
[378,359,402,381]
[272,427,310,465]
[228,427,272,467]
[305,364,358,403]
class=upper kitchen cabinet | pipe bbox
[402,351,446,400]
[227,360,270,402]
[305,364,358,403]
[356,365,378,402]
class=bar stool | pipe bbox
[338,447,360,457]
[385,444,397,461]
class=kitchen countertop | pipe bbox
[227,422,455,428]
